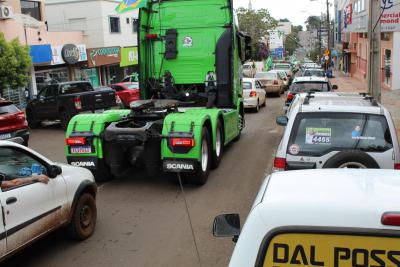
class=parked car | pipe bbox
[0,140,97,261]
[254,70,286,97]
[214,169,400,267]
[302,68,326,77]
[111,82,140,108]
[285,76,338,106]
[273,63,292,76]
[0,99,29,146]
[120,74,139,83]
[242,62,257,78]
[243,78,266,112]
[26,81,117,130]
[275,92,400,171]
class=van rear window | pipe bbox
[288,113,393,156]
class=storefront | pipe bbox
[87,47,122,86]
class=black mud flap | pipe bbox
[163,159,197,173]
[67,156,98,170]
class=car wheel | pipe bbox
[262,98,266,107]
[68,193,97,240]
[322,150,380,169]
[26,109,40,129]
[254,100,260,113]
[211,120,224,169]
[191,127,211,185]
[60,110,71,130]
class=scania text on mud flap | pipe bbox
[65,0,251,185]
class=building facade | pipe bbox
[45,0,139,86]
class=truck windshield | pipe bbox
[291,82,330,92]
[288,113,393,156]
[60,83,93,95]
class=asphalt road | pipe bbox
[3,96,285,267]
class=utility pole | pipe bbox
[367,0,381,101]
[326,0,330,52]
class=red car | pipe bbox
[0,99,29,145]
[111,82,140,108]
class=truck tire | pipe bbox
[211,121,224,169]
[322,150,380,169]
[93,160,114,182]
[68,193,97,240]
[60,110,71,130]
[191,127,211,185]
[26,109,40,129]
[144,141,162,178]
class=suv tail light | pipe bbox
[171,138,195,147]
[74,97,82,110]
[66,137,86,146]
[249,91,257,97]
[381,212,400,226]
[273,157,286,172]
[287,92,294,101]
[395,163,400,170]
[273,80,279,85]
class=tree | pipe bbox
[284,24,303,56]
[0,33,32,96]
[305,16,322,31]
[237,8,278,60]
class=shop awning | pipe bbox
[30,45,52,64]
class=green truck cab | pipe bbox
[65,0,251,184]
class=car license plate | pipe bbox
[71,146,92,154]
[0,133,11,140]
[262,232,400,267]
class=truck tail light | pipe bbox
[395,163,400,170]
[273,157,286,172]
[146,33,159,40]
[273,80,279,85]
[287,92,294,101]
[66,137,86,146]
[171,138,195,147]
[381,212,400,226]
[74,97,82,110]
[249,91,257,97]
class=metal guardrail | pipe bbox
[2,87,28,109]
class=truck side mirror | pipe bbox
[276,116,288,126]
[213,214,240,242]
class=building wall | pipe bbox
[392,32,400,90]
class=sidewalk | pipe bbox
[331,70,400,137]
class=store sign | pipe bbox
[52,44,87,65]
[381,0,400,32]
[87,47,120,68]
[120,47,138,67]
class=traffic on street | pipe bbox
[2,0,400,266]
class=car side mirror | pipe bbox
[332,85,338,90]
[276,116,288,126]
[48,165,62,178]
[213,214,241,243]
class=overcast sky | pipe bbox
[233,0,335,28]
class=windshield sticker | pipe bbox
[351,125,376,140]
[305,128,331,145]
[289,144,300,155]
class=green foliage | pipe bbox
[0,33,31,96]
[284,24,303,56]
[306,16,322,31]
[237,8,277,59]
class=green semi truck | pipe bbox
[65,0,251,185]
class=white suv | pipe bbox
[0,141,97,261]
[274,92,400,171]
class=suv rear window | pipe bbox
[288,113,393,156]
[274,64,291,70]
[0,102,19,115]
[291,82,330,92]
[60,83,93,95]
[303,70,325,77]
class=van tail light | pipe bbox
[287,92,294,101]
[66,137,86,146]
[395,163,400,170]
[381,212,400,226]
[171,138,195,147]
[74,97,82,110]
[273,80,279,85]
[249,91,257,97]
[273,157,286,172]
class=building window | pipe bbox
[20,0,41,21]
[381,32,390,41]
[109,17,121,33]
[132,18,139,33]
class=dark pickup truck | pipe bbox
[26,81,116,129]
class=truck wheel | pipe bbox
[26,109,40,129]
[68,193,97,240]
[93,161,114,182]
[191,127,211,185]
[60,110,71,130]
[322,150,380,169]
[211,121,224,169]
